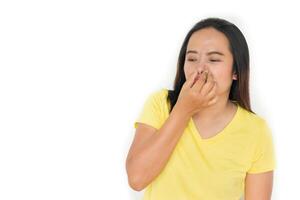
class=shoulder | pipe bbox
[147,88,170,116]
[239,106,268,126]
[151,87,169,97]
[147,88,169,103]
[238,106,272,138]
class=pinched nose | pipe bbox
[197,70,208,77]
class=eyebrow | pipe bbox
[186,50,225,56]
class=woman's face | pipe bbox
[184,27,237,96]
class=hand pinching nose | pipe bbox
[202,71,209,83]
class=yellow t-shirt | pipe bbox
[133,88,276,200]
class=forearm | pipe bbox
[128,104,191,190]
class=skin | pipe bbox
[184,28,237,122]
[184,27,273,199]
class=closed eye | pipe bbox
[210,59,220,62]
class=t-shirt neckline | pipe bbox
[189,103,241,143]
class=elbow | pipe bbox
[127,176,146,191]
[126,159,147,191]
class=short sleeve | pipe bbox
[247,120,276,174]
[133,89,164,130]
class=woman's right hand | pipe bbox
[175,70,218,117]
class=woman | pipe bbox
[126,17,276,200]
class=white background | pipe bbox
[0,0,299,199]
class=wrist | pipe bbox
[173,103,192,121]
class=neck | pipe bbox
[193,93,237,121]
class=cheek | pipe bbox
[183,64,194,78]
[211,64,233,80]
[184,62,193,70]
[210,68,233,91]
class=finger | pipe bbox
[207,96,218,106]
[206,81,217,99]
[206,70,213,83]
[200,72,215,95]
[191,71,207,92]
[185,71,199,88]
[202,70,208,83]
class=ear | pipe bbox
[232,73,238,80]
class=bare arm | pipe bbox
[126,71,216,191]
[125,104,191,191]
[244,171,274,200]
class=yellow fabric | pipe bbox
[133,88,276,200]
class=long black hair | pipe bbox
[167,17,254,114]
